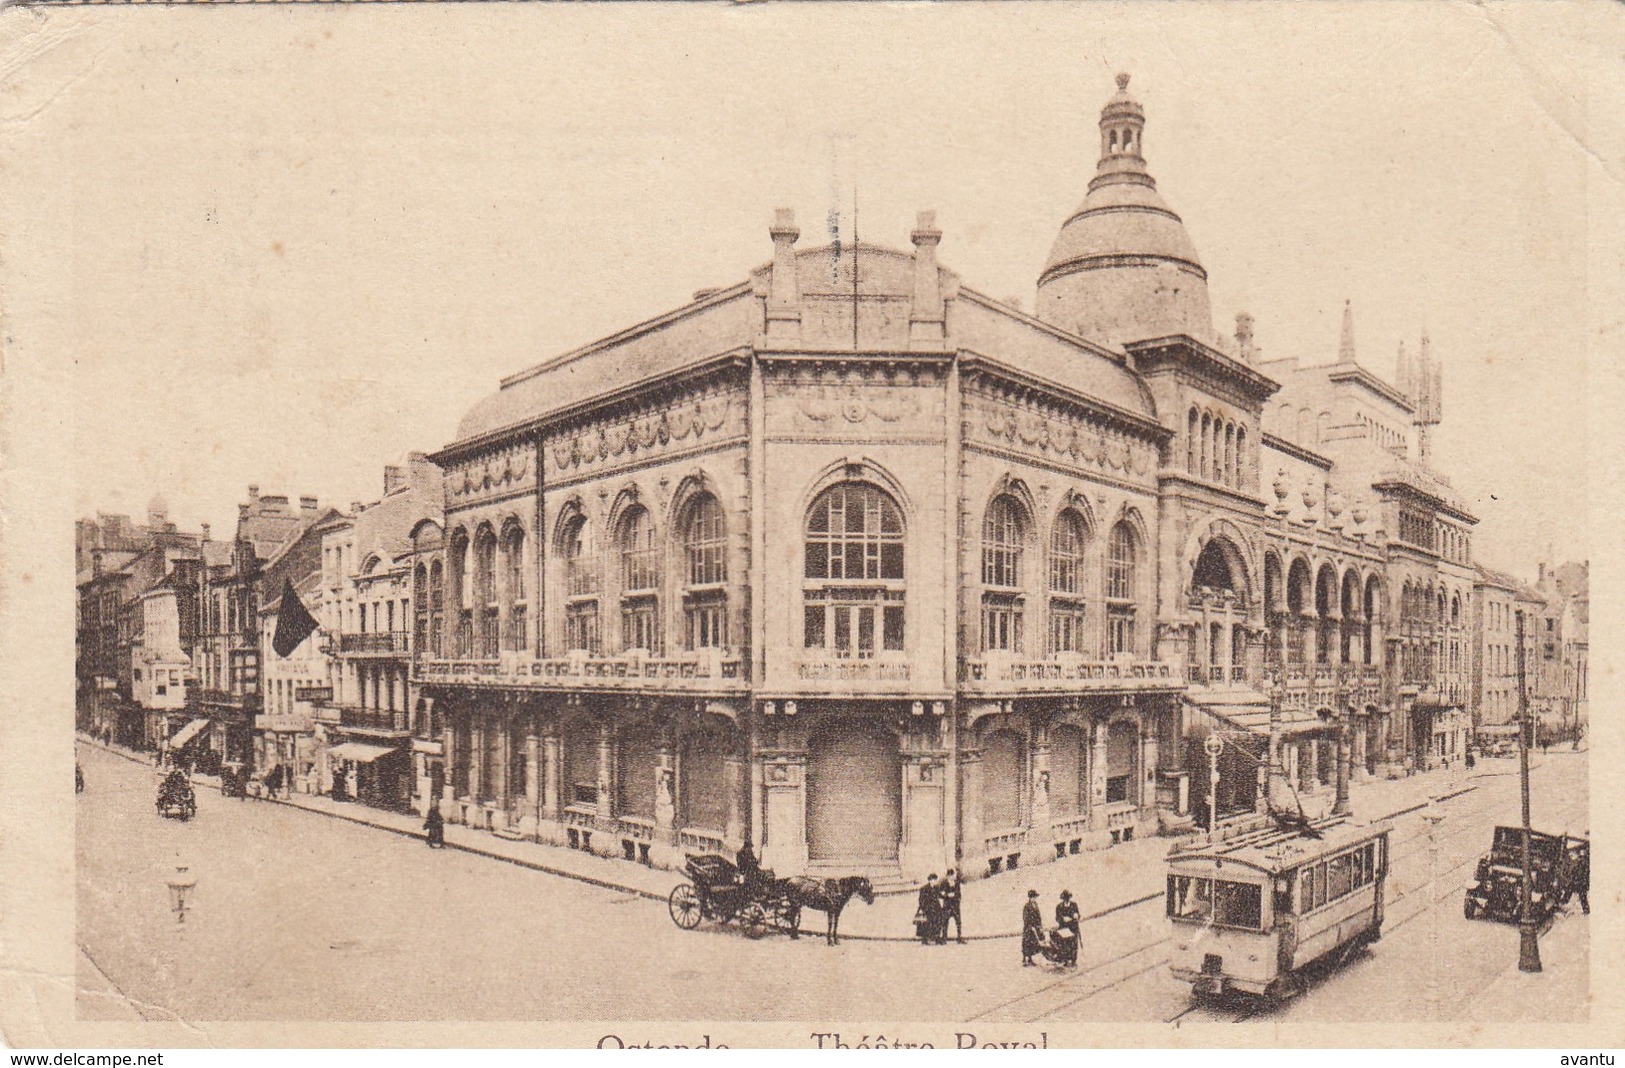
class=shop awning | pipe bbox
[1185,696,1334,738]
[168,718,211,749]
[327,742,399,763]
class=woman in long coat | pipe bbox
[1021,890,1044,966]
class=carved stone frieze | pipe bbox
[448,443,536,505]
[967,380,1157,483]
[545,387,744,478]
[764,360,946,437]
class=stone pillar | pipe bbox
[1088,720,1109,830]
[724,750,748,847]
[522,722,541,835]
[1027,722,1053,864]
[468,713,484,805]
[1141,714,1159,815]
[541,730,562,820]
[765,209,802,343]
[441,705,459,813]
[1217,608,1233,679]
[655,726,677,838]
[908,211,946,349]
[958,748,983,868]
[495,712,510,812]
[596,721,615,821]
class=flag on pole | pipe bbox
[272,577,319,657]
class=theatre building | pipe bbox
[415,75,1473,881]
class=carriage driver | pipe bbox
[736,839,761,889]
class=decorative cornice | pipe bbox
[958,351,1170,442]
[1261,432,1333,471]
[1038,252,1208,289]
[1327,363,1415,413]
[1126,334,1281,403]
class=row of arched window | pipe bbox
[979,494,1142,658]
[1354,412,1405,453]
[1399,581,1466,629]
[1186,408,1249,489]
[1263,555,1382,666]
[442,521,529,658]
[552,492,730,658]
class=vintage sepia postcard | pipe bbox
[0,0,1621,1053]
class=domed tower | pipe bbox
[1036,74,1213,346]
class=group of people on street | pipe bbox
[1022,888,1081,968]
[913,871,964,945]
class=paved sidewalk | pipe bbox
[80,734,1521,944]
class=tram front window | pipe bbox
[1167,876,1263,930]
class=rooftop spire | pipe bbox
[1338,300,1356,363]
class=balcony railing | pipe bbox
[960,656,1179,694]
[339,631,410,655]
[335,705,409,733]
[414,650,745,692]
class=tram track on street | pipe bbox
[972,780,1556,1025]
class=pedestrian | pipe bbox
[331,764,347,802]
[1565,841,1589,914]
[424,803,446,848]
[940,868,964,944]
[1055,889,1081,968]
[736,839,760,889]
[1021,890,1043,967]
[75,762,84,794]
[915,874,943,944]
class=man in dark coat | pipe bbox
[736,840,760,888]
[1021,890,1043,966]
[940,869,964,944]
[424,803,446,848]
[1055,889,1081,967]
[916,874,943,944]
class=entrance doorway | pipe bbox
[806,717,900,861]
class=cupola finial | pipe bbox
[1116,71,1130,91]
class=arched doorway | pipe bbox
[806,717,901,861]
[1191,538,1246,684]
[679,720,734,833]
[981,728,1027,832]
[616,722,660,821]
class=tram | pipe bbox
[1166,815,1391,1000]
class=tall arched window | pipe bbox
[1106,522,1139,656]
[1224,423,1236,486]
[448,530,471,657]
[617,506,659,653]
[981,495,1027,653]
[682,493,727,650]
[1049,509,1090,654]
[428,559,444,658]
[804,482,905,658]
[1235,426,1248,488]
[1200,413,1212,479]
[502,524,527,651]
[413,563,429,657]
[1187,408,1199,474]
[474,526,498,657]
[559,514,598,653]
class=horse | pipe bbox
[783,876,875,946]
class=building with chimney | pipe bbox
[312,454,444,811]
[409,75,1479,883]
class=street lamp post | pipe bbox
[166,865,197,925]
[1515,610,1542,973]
[1204,732,1224,840]
[1333,662,1351,816]
[1422,800,1445,1019]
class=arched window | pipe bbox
[1200,413,1212,479]
[413,563,429,656]
[617,506,659,653]
[448,529,472,657]
[474,526,498,658]
[1224,422,1236,486]
[559,514,598,653]
[1106,522,1139,656]
[1236,426,1248,487]
[682,493,727,650]
[428,559,444,658]
[1187,409,1199,474]
[981,495,1027,653]
[804,482,905,658]
[1049,509,1090,654]
[502,524,527,651]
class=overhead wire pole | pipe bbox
[851,183,860,352]
[1515,609,1542,972]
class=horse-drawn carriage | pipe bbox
[156,770,197,821]
[1464,826,1589,924]
[668,854,802,939]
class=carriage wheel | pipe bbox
[739,902,770,940]
[668,883,703,930]
[774,901,802,935]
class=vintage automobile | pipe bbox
[667,854,801,939]
[1464,826,1589,923]
[156,770,197,821]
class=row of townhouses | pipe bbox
[76,76,1588,883]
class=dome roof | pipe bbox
[1036,74,1212,346]
[146,491,169,519]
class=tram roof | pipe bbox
[1167,816,1391,876]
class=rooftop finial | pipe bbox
[1338,299,1356,363]
[1116,72,1130,91]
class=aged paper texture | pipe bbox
[1,0,1622,1050]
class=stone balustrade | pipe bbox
[414,650,745,692]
